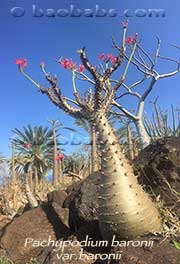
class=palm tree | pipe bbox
[74,118,100,173]
[12,125,54,183]
[48,119,77,186]
[48,120,59,187]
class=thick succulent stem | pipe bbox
[135,118,151,148]
[90,122,100,173]
[95,111,162,240]
[127,124,135,161]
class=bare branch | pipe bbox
[38,67,87,119]
[103,48,124,80]
[159,67,180,79]
[170,43,180,50]
[126,45,152,72]
[124,54,150,75]
[75,71,96,85]
[111,36,121,51]
[140,77,157,102]
[64,97,81,107]
[77,47,99,81]
[136,43,154,66]
[112,100,138,121]
[136,48,149,68]
[128,76,148,89]
[153,37,161,66]
[116,89,141,100]
[157,55,180,65]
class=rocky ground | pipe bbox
[0,137,180,264]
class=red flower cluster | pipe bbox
[125,33,138,45]
[98,53,117,65]
[61,58,84,73]
[56,154,65,161]
[15,58,27,68]
[78,64,85,73]
[24,142,31,149]
[98,53,106,60]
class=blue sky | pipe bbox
[1,0,180,157]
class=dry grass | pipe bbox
[148,186,180,240]
[0,257,39,264]
[0,176,77,218]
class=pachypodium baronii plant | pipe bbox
[16,21,162,240]
[111,36,180,148]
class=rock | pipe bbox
[37,235,94,264]
[47,190,67,207]
[0,202,69,263]
[134,137,180,216]
[76,222,104,254]
[63,172,101,231]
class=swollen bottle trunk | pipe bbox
[95,112,162,240]
[90,123,100,173]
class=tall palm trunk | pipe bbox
[90,123,100,173]
[11,142,16,184]
[58,160,62,178]
[52,126,58,187]
[95,111,162,240]
[29,170,33,191]
[34,166,39,190]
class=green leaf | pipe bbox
[173,240,180,250]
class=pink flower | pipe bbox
[78,64,85,73]
[61,59,70,69]
[15,58,27,68]
[98,53,117,65]
[24,142,31,149]
[107,54,117,65]
[61,58,76,70]
[56,154,65,161]
[111,56,117,65]
[69,59,76,70]
[125,36,134,45]
[98,53,105,60]
[107,54,113,60]
[125,33,138,45]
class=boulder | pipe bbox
[97,236,180,264]
[134,137,180,217]
[37,235,94,264]
[63,172,101,231]
[47,190,68,207]
[0,202,69,263]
